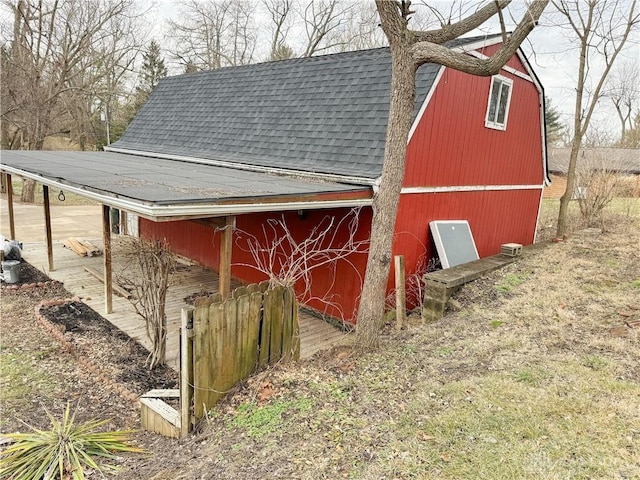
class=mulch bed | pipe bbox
[38,301,178,396]
[3,259,178,399]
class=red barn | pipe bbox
[1,34,548,325]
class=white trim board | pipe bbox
[408,66,445,142]
[401,184,543,194]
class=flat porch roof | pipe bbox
[0,150,372,221]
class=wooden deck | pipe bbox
[21,238,351,369]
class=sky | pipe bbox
[152,0,639,143]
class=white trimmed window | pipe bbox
[485,75,513,130]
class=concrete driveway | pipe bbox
[0,199,102,242]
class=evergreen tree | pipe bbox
[135,40,168,107]
[545,96,565,146]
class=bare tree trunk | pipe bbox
[555,0,637,237]
[355,0,547,349]
[557,138,582,235]
[356,44,416,349]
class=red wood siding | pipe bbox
[140,207,372,324]
[477,44,529,74]
[392,188,543,307]
[405,67,544,188]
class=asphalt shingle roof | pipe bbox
[112,42,489,179]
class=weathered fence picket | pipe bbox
[180,283,299,434]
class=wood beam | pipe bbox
[193,217,226,229]
[43,185,54,271]
[102,205,113,314]
[218,215,235,299]
[6,174,15,240]
[120,210,128,236]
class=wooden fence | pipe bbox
[179,282,299,435]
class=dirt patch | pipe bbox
[0,261,178,456]
[39,300,177,395]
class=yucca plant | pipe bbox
[0,403,144,480]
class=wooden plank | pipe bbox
[247,292,262,375]
[142,389,180,399]
[102,205,113,314]
[192,305,211,419]
[218,216,235,300]
[84,267,132,299]
[236,294,250,378]
[77,239,102,256]
[258,280,270,293]
[120,211,128,236]
[246,283,260,294]
[269,286,284,365]
[233,286,248,299]
[43,185,54,272]
[222,297,238,391]
[211,301,225,406]
[139,398,180,436]
[180,308,194,438]
[282,288,294,361]
[6,174,15,240]
[259,289,272,368]
[292,297,301,361]
[64,237,88,256]
[395,255,406,330]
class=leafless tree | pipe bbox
[169,0,256,70]
[574,150,634,224]
[355,0,549,350]
[263,0,294,60]
[607,59,640,145]
[1,0,147,201]
[554,0,639,237]
[118,237,175,370]
[233,209,369,319]
[298,0,355,57]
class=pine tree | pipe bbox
[135,40,168,108]
[545,96,565,146]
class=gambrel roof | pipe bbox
[1,34,508,219]
[108,35,501,181]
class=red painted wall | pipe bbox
[142,49,545,323]
[391,189,542,300]
[405,67,544,187]
[141,207,371,323]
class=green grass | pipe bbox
[229,397,314,438]
[495,272,528,293]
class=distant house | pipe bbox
[1,33,548,324]
[544,148,640,199]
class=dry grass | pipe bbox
[115,200,640,480]
[537,197,640,241]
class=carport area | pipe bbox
[0,150,368,368]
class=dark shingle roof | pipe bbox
[112,36,499,179]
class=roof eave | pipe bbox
[0,164,373,222]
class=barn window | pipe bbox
[485,75,513,130]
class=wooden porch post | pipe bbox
[43,185,54,271]
[102,205,113,314]
[219,215,235,299]
[120,210,128,236]
[6,174,15,240]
